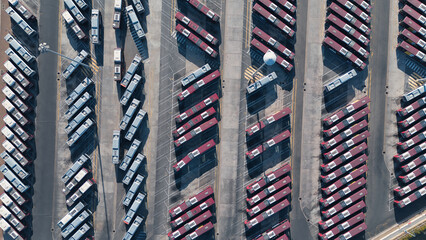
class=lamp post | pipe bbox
[38,42,91,68]
[251,50,277,79]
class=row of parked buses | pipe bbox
[393,86,426,208]
[319,96,370,240]
[397,0,426,64]
[323,0,372,70]
[0,1,38,239]
[251,0,297,72]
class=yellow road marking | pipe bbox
[245,0,252,48]
[412,72,422,79]
[171,0,176,34]
[244,66,263,82]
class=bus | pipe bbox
[352,0,372,12]
[246,72,278,94]
[173,107,216,138]
[184,222,214,239]
[64,0,86,23]
[321,189,367,219]
[322,166,368,195]
[126,5,145,38]
[398,41,426,63]
[327,14,369,46]
[5,7,35,36]
[399,164,426,183]
[406,0,426,14]
[5,48,35,77]
[120,54,142,87]
[174,118,218,147]
[401,154,426,173]
[254,219,290,240]
[246,187,291,217]
[175,12,219,45]
[251,39,293,71]
[169,186,213,218]
[2,74,31,100]
[401,5,426,26]
[401,29,426,52]
[170,198,215,229]
[402,83,426,103]
[321,144,368,173]
[252,27,295,59]
[65,77,93,106]
[398,131,426,151]
[65,92,91,120]
[319,213,365,240]
[321,156,367,183]
[323,37,367,70]
[120,99,140,130]
[62,10,86,40]
[112,130,120,164]
[398,97,426,117]
[335,0,371,23]
[173,139,216,172]
[123,174,145,206]
[320,177,366,207]
[258,0,296,25]
[252,3,295,37]
[125,109,147,141]
[123,192,146,224]
[113,0,122,29]
[66,179,94,207]
[120,74,142,106]
[57,201,86,229]
[65,106,92,134]
[181,64,211,87]
[176,24,218,58]
[4,33,35,63]
[175,94,219,123]
[63,168,89,195]
[246,107,291,136]
[122,153,145,185]
[168,210,212,240]
[323,108,370,137]
[246,164,291,194]
[186,0,220,22]
[394,187,425,207]
[66,119,94,147]
[398,109,426,128]
[177,70,220,101]
[400,119,426,139]
[328,3,371,34]
[401,16,426,38]
[3,60,31,87]
[324,69,359,92]
[323,131,369,160]
[247,176,291,207]
[246,130,291,159]
[319,201,365,230]
[244,199,290,229]
[273,0,296,13]
[323,96,369,127]
[62,154,89,183]
[394,176,425,197]
[326,26,369,59]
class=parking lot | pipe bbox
[1,0,426,239]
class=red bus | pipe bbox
[175,93,219,123]
[401,29,426,52]
[321,155,367,183]
[253,4,295,37]
[177,70,220,101]
[398,41,426,63]
[174,118,218,147]
[400,119,426,139]
[251,39,294,71]
[273,0,296,13]
[170,198,214,229]
[327,14,370,46]
[398,97,426,117]
[394,142,426,163]
[246,187,291,217]
[321,120,368,150]
[246,130,291,159]
[324,131,370,160]
[326,26,369,58]
[323,37,367,70]
[246,107,291,136]
[247,176,291,207]
[252,27,295,60]
[319,201,365,230]
[321,144,367,173]
[401,16,426,38]
[406,0,426,14]
[246,164,291,194]
[176,24,218,58]
[395,187,426,207]
[394,176,425,197]
[398,108,426,128]
[319,213,365,240]
[401,5,426,26]
[168,210,212,239]
[320,177,366,207]
[185,222,214,239]
[329,3,371,34]
[244,199,290,229]
[169,186,213,218]
[324,108,370,137]
[336,0,371,23]
[258,0,296,25]
[175,12,219,45]
[322,166,368,195]
[254,219,291,240]
[321,189,367,218]
[352,0,372,12]
[398,131,426,150]
[399,164,425,183]
[401,154,426,173]
[186,0,220,22]
[173,139,216,172]
[173,107,216,138]
[339,222,367,239]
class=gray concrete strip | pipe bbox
[216,0,245,237]
[371,211,426,240]
[93,1,121,239]
[144,0,163,238]
[298,0,326,237]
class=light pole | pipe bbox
[251,50,277,80]
[38,42,91,68]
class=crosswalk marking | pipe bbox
[244,66,264,82]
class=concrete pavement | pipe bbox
[371,211,426,240]
[216,0,245,238]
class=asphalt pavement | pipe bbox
[365,0,395,237]
[32,0,59,239]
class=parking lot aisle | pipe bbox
[93,0,121,239]
[32,0,60,239]
[144,0,164,238]
[365,0,394,237]
[295,0,326,237]
[216,0,244,237]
